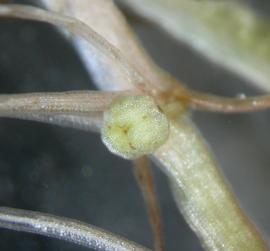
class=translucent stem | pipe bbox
[133,157,165,251]
[0,4,146,91]
[0,90,136,114]
[153,117,268,251]
[0,207,151,251]
[188,91,270,113]
[0,90,141,131]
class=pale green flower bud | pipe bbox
[101,96,169,159]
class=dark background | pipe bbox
[0,0,270,250]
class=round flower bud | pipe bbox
[101,96,169,159]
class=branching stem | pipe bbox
[0,4,148,92]
[159,84,270,114]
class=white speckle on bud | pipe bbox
[101,96,169,159]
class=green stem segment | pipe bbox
[154,117,268,251]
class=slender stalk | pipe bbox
[0,90,137,113]
[0,90,139,131]
[133,157,165,251]
[0,112,104,132]
[41,0,177,93]
[157,77,270,113]
[0,207,151,251]
[162,86,270,113]
[153,117,268,251]
[0,4,147,92]
[187,90,270,113]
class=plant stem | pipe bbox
[187,90,270,113]
[0,207,151,251]
[161,86,270,113]
[154,117,268,251]
[133,157,165,251]
[0,90,139,131]
[0,4,146,92]
[0,90,137,113]
[119,0,270,91]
